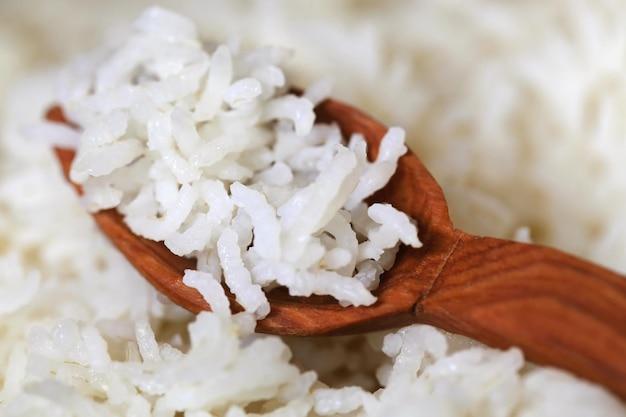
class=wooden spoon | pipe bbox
[46,101,626,399]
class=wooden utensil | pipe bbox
[47,100,626,399]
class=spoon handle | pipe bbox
[418,232,626,399]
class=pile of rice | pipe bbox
[1,1,625,416]
[55,7,419,315]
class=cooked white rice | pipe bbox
[51,6,420,314]
[1,1,625,416]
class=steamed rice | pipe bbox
[1,1,626,416]
[52,6,420,315]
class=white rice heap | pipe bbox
[56,7,419,316]
[1,1,626,416]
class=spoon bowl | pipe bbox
[47,99,626,399]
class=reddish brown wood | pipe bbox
[419,232,626,399]
[47,102,626,400]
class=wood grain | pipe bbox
[419,232,626,398]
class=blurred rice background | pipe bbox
[3,0,626,272]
